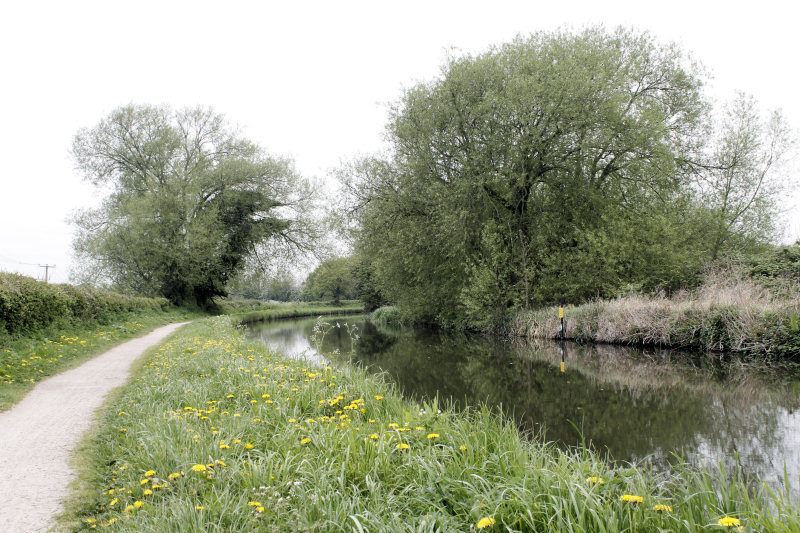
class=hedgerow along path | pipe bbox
[0,322,189,533]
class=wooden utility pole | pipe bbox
[39,264,55,283]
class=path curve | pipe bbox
[0,322,189,533]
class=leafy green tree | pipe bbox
[301,257,358,303]
[71,104,316,307]
[226,267,301,301]
[694,93,794,259]
[342,27,711,326]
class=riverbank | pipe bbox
[511,272,800,359]
[60,316,799,531]
[226,300,364,325]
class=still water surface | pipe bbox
[248,315,800,495]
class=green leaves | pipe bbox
[71,105,315,307]
[344,27,714,326]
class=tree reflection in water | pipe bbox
[248,315,800,497]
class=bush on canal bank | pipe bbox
[61,317,800,532]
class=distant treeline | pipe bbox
[0,273,170,334]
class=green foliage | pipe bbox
[342,27,718,327]
[300,257,358,303]
[0,272,168,334]
[694,94,794,259]
[746,242,800,297]
[369,305,406,326]
[71,104,316,307]
[341,28,793,330]
[226,268,301,301]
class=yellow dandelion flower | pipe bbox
[191,464,206,473]
[140,479,149,485]
[144,470,155,476]
[143,489,153,496]
[245,442,254,449]
[369,434,379,439]
[248,501,262,507]
[396,443,409,450]
[718,517,741,528]
[586,476,605,485]
[300,438,311,444]
[195,505,204,511]
[168,472,181,480]
[476,516,496,529]
[427,433,439,439]
[109,498,118,506]
[460,445,467,451]
[620,494,644,503]
[652,504,672,512]
[219,444,230,449]
[374,395,383,400]
[257,506,265,512]
[124,505,134,513]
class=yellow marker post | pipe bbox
[560,361,565,373]
[558,307,564,319]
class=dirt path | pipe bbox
[0,322,189,533]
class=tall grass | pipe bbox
[61,317,800,531]
[512,271,800,358]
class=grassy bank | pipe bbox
[512,272,800,358]
[225,300,364,324]
[0,273,200,411]
[61,317,799,532]
[0,308,198,411]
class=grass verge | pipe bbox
[229,301,364,325]
[0,307,200,411]
[61,316,799,532]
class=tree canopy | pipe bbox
[71,104,316,306]
[301,257,358,303]
[340,27,793,327]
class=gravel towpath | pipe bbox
[0,322,189,533]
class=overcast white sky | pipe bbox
[1,0,798,284]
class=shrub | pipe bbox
[0,273,168,334]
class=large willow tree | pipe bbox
[342,28,717,326]
[72,105,316,306]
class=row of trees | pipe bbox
[339,27,794,327]
[71,28,793,320]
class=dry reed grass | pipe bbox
[511,271,799,356]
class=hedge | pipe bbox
[0,273,169,334]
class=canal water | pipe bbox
[248,314,800,495]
